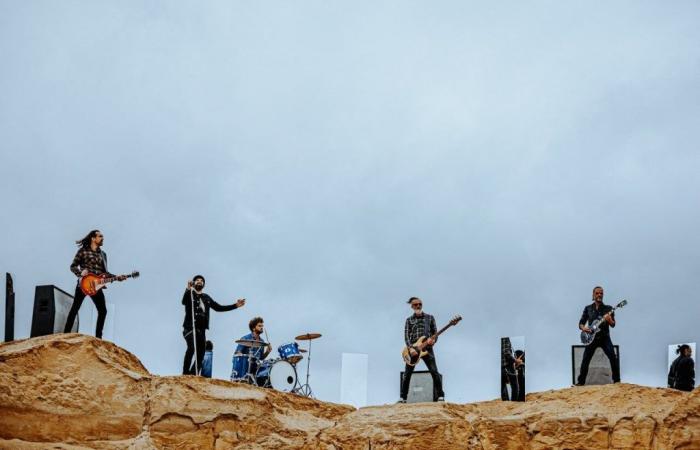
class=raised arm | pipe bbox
[208,296,243,312]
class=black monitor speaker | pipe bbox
[399,370,443,403]
[571,344,620,385]
[5,273,15,342]
[30,285,78,337]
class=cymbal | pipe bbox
[235,339,267,348]
[295,333,322,341]
[299,349,308,353]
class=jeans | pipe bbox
[578,335,620,384]
[401,352,444,401]
[64,284,107,338]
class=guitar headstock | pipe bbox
[616,299,628,309]
[131,271,140,278]
[450,315,462,326]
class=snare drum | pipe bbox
[256,359,298,392]
[278,342,303,364]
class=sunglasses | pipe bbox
[411,303,422,308]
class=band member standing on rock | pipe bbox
[65,230,125,339]
[668,344,695,392]
[231,317,272,382]
[182,275,245,375]
[501,338,522,401]
[399,297,445,403]
[576,286,620,386]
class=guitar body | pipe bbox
[79,270,139,296]
[79,273,107,296]
[402,336,430,366]
[579,300,628,346]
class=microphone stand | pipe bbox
[189,285,199,375]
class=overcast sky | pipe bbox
[1,1,699,405]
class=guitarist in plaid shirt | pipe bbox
[399,297,445,403]
[64,230,125,339]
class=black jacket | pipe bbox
[669,355,696,391]
[579,302,615,338]
[182,289,238,330]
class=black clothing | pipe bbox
[501,343,521,401]
[577,301,620,385]
[182,289,238,330]
[579,302,615,338]
[181,289,239,375]
[401,353,445,401]
[515,351,525,402]
[183,327,206,375]
[669,355,695,392]
[577,335,620,384]
[401,312,443,401]
[65,246,113,339]
[64,284,107,338]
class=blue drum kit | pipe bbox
[231,332,321,397]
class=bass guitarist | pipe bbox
[399,297,445,403]
[64,230,125,339]
[576,286,620,385]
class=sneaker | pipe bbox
[397,399,406,404]
[574,382,585,387]
[436,397,445,402]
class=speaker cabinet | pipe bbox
[400,370,442,403]
[571,344,620,385]
[5,273,14,342]
[30,285,78,337]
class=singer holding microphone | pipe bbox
[182,275,245,375]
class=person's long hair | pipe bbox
[76,230,100,248]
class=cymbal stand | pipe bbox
[242,351,259,385]
[295,338,314,398]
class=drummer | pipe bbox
[230,317,272,381]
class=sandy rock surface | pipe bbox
[1,334,697,449]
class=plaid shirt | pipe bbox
[70,247,112,277]
[404,313,437,347]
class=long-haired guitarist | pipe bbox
[64,230,125,339]
[399,297,445,403]
[576,286,620,386]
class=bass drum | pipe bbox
[256,359,298,392]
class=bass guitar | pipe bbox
[79,271,140,296]
[402,315,462,366]
[580,300,627,345]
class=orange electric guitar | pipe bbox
[79,271,140,296]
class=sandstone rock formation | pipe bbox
[1,334,697,449]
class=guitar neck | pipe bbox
[432,323,454,339]
[103,274,132,283]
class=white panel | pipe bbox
[340,353,368,408]
[668,342,696,371]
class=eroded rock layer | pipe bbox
[0,334,697,449]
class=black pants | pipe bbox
[64,284,107,339]
[578,335,620,384]
[516,369,525,401]
[183,327,206,375]
[501,370,519,401]
[401,353,444,401]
